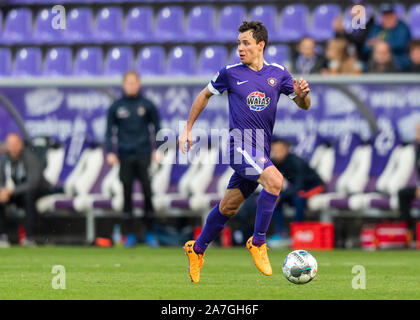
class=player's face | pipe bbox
[122,74,141,96]
[237,30,264,64]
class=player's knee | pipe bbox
[264,174,284,195]
[219,203,239,218]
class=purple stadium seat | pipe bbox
[277,5,308,42]
[2,8,32,44]
[249,5,278,41]
[93,7,123,43]
[64,8,93,43]
[229,47,240,64]
[104,47,134,75]
[123,7,154,42]
[136,46,166,75]
[154,6,185,42]
[408,4,420,39]
[0,48,12,76]
[167,46,196,75]
[185,6,216,42]
[43,47,73,76]
[197,46,228,75]
[73,47,103,76]
[32,8,63,43]
[13,48,42,76]
[265,44,290,66]
[309,4,341,41]
[216,5,247,42]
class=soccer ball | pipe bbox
[282,250,318,284]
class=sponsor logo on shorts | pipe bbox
[246,91,270,112]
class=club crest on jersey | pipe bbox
[267,77,277,87]
[246,91,270,112]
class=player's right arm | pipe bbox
[178,87,213,154]
[178,67,230,154]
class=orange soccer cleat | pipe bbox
[184,240,205,283]
[246,236,272,276]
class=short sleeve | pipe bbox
[207,66,229,96]
[280,68,297,100]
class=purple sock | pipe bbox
[252,189,279,247]
[194,202,229,254]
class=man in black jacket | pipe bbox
[0,133,52,247]
[105,70,161,248]
[234,138,325,245]
[398,123,420,238]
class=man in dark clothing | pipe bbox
[0,133,52,247]
[293,37,327,74]
[364,3,411,71]
[105,70,161,248]
[234,138,325,245]
[398,123,420,238]
[333,1,375,63]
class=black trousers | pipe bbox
[119,154,155,234]
[0,188,49,239]
[398,187,417,231]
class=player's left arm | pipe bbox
[292,77,311,110]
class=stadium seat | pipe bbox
[104,47,134,75]
[13,47,42,76]
[2,8,32,44]
[0,48,12,76]
[123,7,154,42]
[216,5,247,42]
[167,46,196,75]
[136,46,166,75]
[277,5,308,42]
[43,47,73,76]
[32,8,63,44]
[264,45,290,68]
[93,7,124,43]
[408,4,420,39]
[309,4,341,41]
[249,5,278,41]
[196,46,228,75]
[185,6,217,42]
[64,8,93,43]
[229,47,240,64]
[74,47,103,76]
[154,6,185,42]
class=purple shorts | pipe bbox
[226,143,273,199]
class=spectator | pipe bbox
[234,139,325,246]
[333,1,375,63]
[408,41,420,73]
[292,37,327,74]
[367,40,399,73]
[0,133,52,248]
[398,122,420,239]
[105,70,162,248]
[364,3,411,71]
[323,38,362,74]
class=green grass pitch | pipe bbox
[0,246,419,300]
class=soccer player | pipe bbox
[178,21,311,283]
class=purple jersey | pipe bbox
[208,61,296,155]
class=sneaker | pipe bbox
[21,237,37,247]
[145,232,159,248]
[124,234,137,248]
[0,234,10,248]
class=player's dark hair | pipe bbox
[238,20,268,50]
[271,137,292,147]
